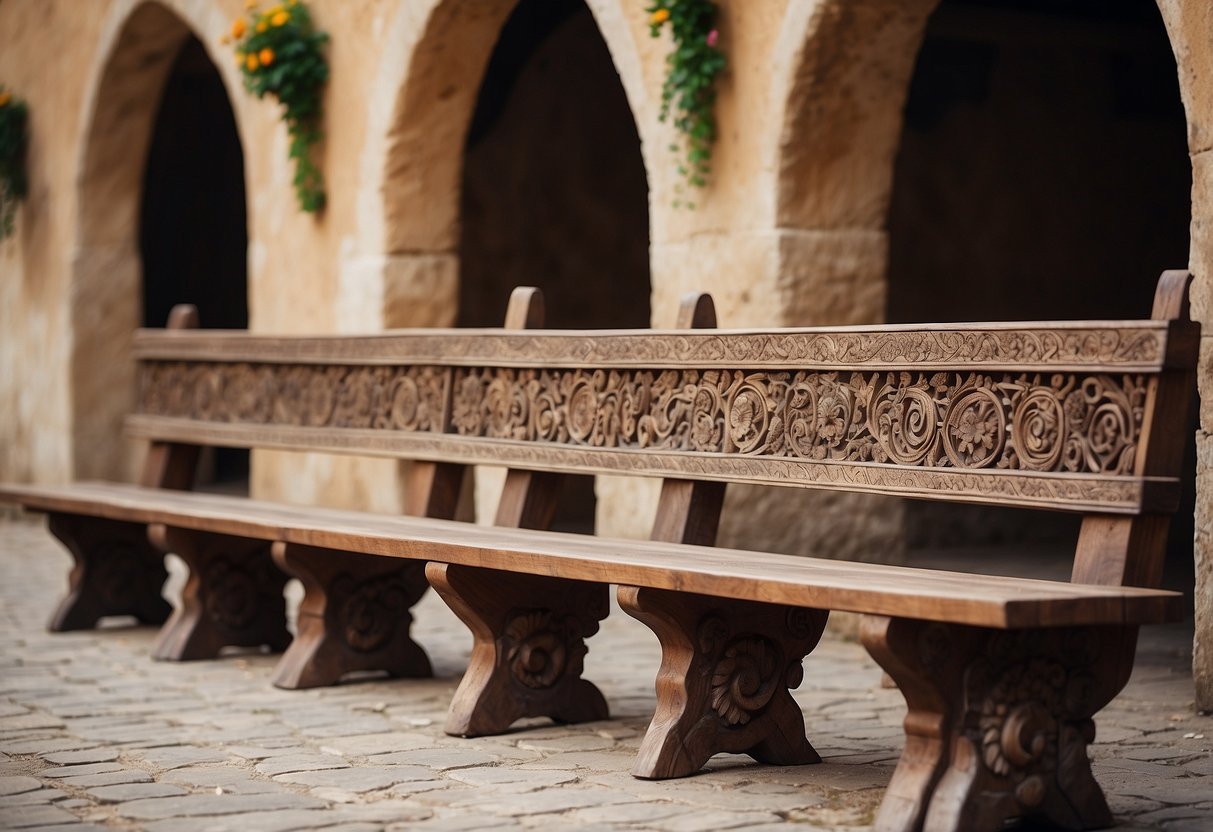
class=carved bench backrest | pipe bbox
[128,273,1197,530]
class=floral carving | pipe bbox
[142,362,445,434]
[504,610,585,690]
[445,367,1146,478]
[965,628,1108,813]
[136,352,1153,513]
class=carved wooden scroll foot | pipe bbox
[426,562,609,737]
[149,525,290,661]
[861,615,1137,832]
[270,542,432,689]
[45,513,173,632]
[618,586,828,780]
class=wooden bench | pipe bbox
[0,272,1197,832]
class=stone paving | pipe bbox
[1,516,1211,831]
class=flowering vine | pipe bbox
[647,1,726,200]
[0,86,29,240]
[226,1,329,212]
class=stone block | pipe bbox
[1195,430,1213,712]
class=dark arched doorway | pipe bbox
[140,34,249,489]
[886,0,1192,572]
[459,0,651,531]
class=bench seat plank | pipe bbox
[2,482,1181,630]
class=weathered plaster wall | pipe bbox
[0,3,113,485]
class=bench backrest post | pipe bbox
[1072,270,1197,588]
[404,290,548,521]
[649,293,727,546]
[139,304,202,490]
[493,287,563,529]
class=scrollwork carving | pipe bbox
[143,362,445,434]
[964,628,1109,814]
[503,610,585,690]
[332,574,411,654]
[137,354,1151,509]
[710,637,782,726]
[202,557,260,631]
[444,367,1145,478]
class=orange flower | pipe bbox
[246,53,259,71]
[234,51,245,67]
[650,8,670,24]
[0,92,10,108]
[259,47,275,66]
[271,10,289,26]
[256,19,268,33]
[231,17,247,38]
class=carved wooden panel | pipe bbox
[128,319,1184,513]
[140,362,447,433]
[446,367,1147,477]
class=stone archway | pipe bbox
[72,1,247,483]
[886,0,1192,554]
[774,0,1213,707]
[379,0,651,528]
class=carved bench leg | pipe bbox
[270,542,432,689]
[861,615,1137,832]
[619,586,828,780]
[45,513,173,631]
[425,562,609,737]
[149,525,291,661]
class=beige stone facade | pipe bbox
[1,0,1211,707]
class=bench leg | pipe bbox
[270,542,432,689]
[46,514,173,631]
[426,563,609,737]
[149,525,291,661]
[618,586,828,780]
[861,615,1136,832]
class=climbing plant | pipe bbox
[226,1,329,212]
[647,0,726,201]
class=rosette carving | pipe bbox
[944,386,1006,468]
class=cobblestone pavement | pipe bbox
[1,516,1211,831]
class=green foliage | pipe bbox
[647,0,726,201]
[0,87,29,240]
[230,1,329,213]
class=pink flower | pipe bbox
[706,29,718,47]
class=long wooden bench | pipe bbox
[0,272,1198,832]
